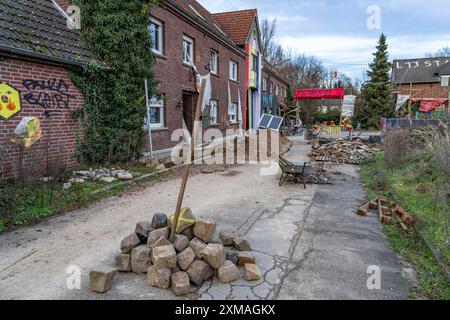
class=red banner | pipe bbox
[417,99,448,112]
[294,88,345,100]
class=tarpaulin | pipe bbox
[294,88,345,100]
[415,99,448,112]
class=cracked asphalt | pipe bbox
[0,137,407,300]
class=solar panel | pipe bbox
[268,116,283,130]
[258,114,272,129]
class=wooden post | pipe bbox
[408,83,412,118]
[170,78,207,242]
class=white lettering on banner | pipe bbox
[395,59,450,70]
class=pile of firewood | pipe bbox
[310,138,380,165]
[357,196,414,231]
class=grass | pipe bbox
[360,152,450,300]
[0,164,166,233]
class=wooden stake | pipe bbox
[170,78,207,242]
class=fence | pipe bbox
[321,125,341,138]
[382,118,440,130]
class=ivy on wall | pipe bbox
[70,0,159,164]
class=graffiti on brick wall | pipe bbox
[22,79,76,116]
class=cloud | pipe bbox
[279,34,450,78]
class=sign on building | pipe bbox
[341,95,356,117]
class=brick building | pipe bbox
[262,60,288,116]
[212,9,263,130]
[392,57,450,114]
[0,0,96,180]
[0,0,270,179]
[148,0,247,154]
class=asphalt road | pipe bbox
[0,138,407,300]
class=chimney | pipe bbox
[53,0,71,12]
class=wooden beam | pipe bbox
[169,78,207,242]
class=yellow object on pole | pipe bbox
[169,78,207,242]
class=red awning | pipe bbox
[294,88,345,100]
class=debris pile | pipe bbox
[304,169,331,185]
[310,137,380,165]
[89,209,261,295]
[69,168,135,184]
[357,196,414,231]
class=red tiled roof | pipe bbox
[212,9,257,46]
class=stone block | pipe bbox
[193,218,217,243]
[151,244,177,269]
[218,260,239,283]
[177,247,196,271]
[186,260,214,286]
[89,265,117,293]
[201,243,225,269]
[115,253,131,272]
[171,272,190,296]
[147,266,171,289]
[120,233,141,254]
[131,245,152,274]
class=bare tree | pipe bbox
[426,47,450,58]
[261,18,277,63]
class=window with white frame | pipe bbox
[229,60,238,81]
[270,81,274,94]
[149,18,163,55]
[210,50,218,74]
[263,78,268,91]
[144,96,165,129]
[183,35,194,65]
[228,102,237,123]
[210,100,218,124]
[441,75,450,87]
[276,85,279,96]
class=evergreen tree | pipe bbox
[354,34,393,128]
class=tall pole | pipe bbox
[170,78,207,242]
[145,79,154,158]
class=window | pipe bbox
[183,35,194,65]
[276,85,279,96]
[252,54,258,71]
[270,81,274,94]
[441,75,450,87]
[210,50,218,74]
[145,96,165,129]
[210,100,218,124]
[263,78,268,92]
[228,102,237,123]
[229,60,238,81]
[149,18,163,55]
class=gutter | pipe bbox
[0,44,95,68]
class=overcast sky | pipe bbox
[200,0,450,79]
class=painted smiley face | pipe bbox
[0,83,21,119]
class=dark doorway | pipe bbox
[182,92,198,135]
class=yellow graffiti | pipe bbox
[11,117,42,148]
[0,82,22,120]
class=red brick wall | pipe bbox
[0,56,83,180]
[149,6,247,151]
[395,82,450,99]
